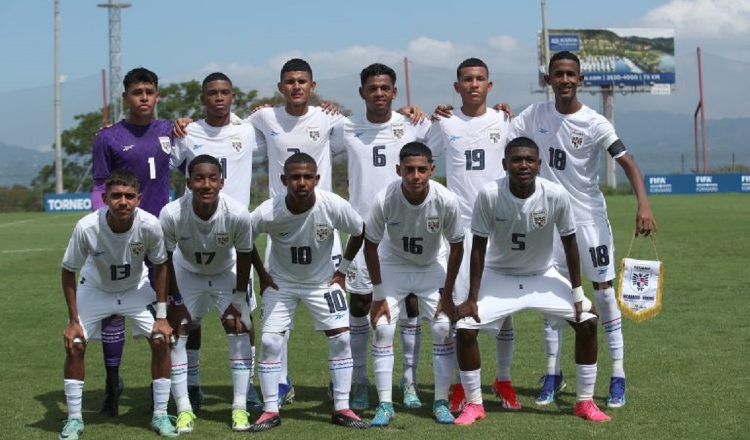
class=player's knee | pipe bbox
[456,329,477,346]
[594,288,618,314]
[575,317,598,337]
[260,331,284,359]
[221,317,245,334]
[372,322,395,344]
[349,294,371,317]
[405,293,419,317]
[431,320,452,341]
[66,340,87,358]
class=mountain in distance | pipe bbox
[0,111,747,188]
[0,142,55,188]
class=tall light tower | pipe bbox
[98,0,130,123]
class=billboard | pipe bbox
[539,28,675,88]
[645,174,750,195]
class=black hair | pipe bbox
[123,67,158,90]
[456,57,489,79]
[105,169,139,192]
[399,141,433,163]
[188,154,222,176]
[360,63,397,86]
[280,58,313,81]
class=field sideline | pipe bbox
[1,193,748,439]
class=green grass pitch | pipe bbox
[1,194,748,439]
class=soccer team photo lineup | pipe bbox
[55,52,660,439]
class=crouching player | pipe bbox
[60,169,177,439]
[453,137,610,425]
[365,142,464,426]
[249,153,369,431]
[159,155,256,433]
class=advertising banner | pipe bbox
[645,174,750,195]
[539,28,675,88]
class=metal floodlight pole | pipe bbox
[403,57,411,108]
[697,47,707,173]
[54,0,63,194]
[541,0,551,101]
[98,0,131,124]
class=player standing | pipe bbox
[248,153,369,431]
[90,67,175,417]
[365,142,464,426]
[507,51,657,407]
[425,57,519,411]
[329,62,430,410]
[60,169,177,439]
[159,155,256,432]
[452,137,610,425]
[170,72,264,412]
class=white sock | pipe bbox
[171,336,192,413]
[543,318,563,375]
[64,379,84,419]
[259,332,283,413]
[372,322,395,403]
[187,349,201,387]
[595,287,625,372]
[349,314,370,384]
[249,345,256,386]
[575,363,598,401]
[495,316,514,381]
[279,330,290,385]
[612,358,625,379]
[228,333,252,410]
[431,320,454,402]
[328,331,353,411]
[152,378,171,415]
[399,316,421,385]
[459,369,482,404]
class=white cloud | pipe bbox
[408,37,462,65]
[643,0,750,37]
[487,35,518,52]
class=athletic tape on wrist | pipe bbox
[337,258,352,274]
[156,302,167,319]
[572,286,585,303]
[372,283,386,301]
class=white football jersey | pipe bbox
[472,177,576,275]
[366,180,463,270]
[249,106,344,198]
[172,120,263,208]
[330,112,431,218]
[251,190,363,286]
[62,208,167,292]
[159,193,253,275]
[426,107,509,226]
[507,102,621,224]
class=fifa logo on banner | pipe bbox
[695,176,712,183]
[741,176,750,183]
[649,177,666,184]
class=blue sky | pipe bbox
[1,0,749,151]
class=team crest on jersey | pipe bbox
[307,126,321,143]
[531,209,547,229]
[129,241,145,257]
[571,131,584,149]
[315,223,332,241]
[158,136,172,154]
[215,233,230,246]
[346,268,356,284]
[487,128,502,144]
[631,271,650,292]
[230,136,243,153]
[391,123,405,140]
[426,216,441,234]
